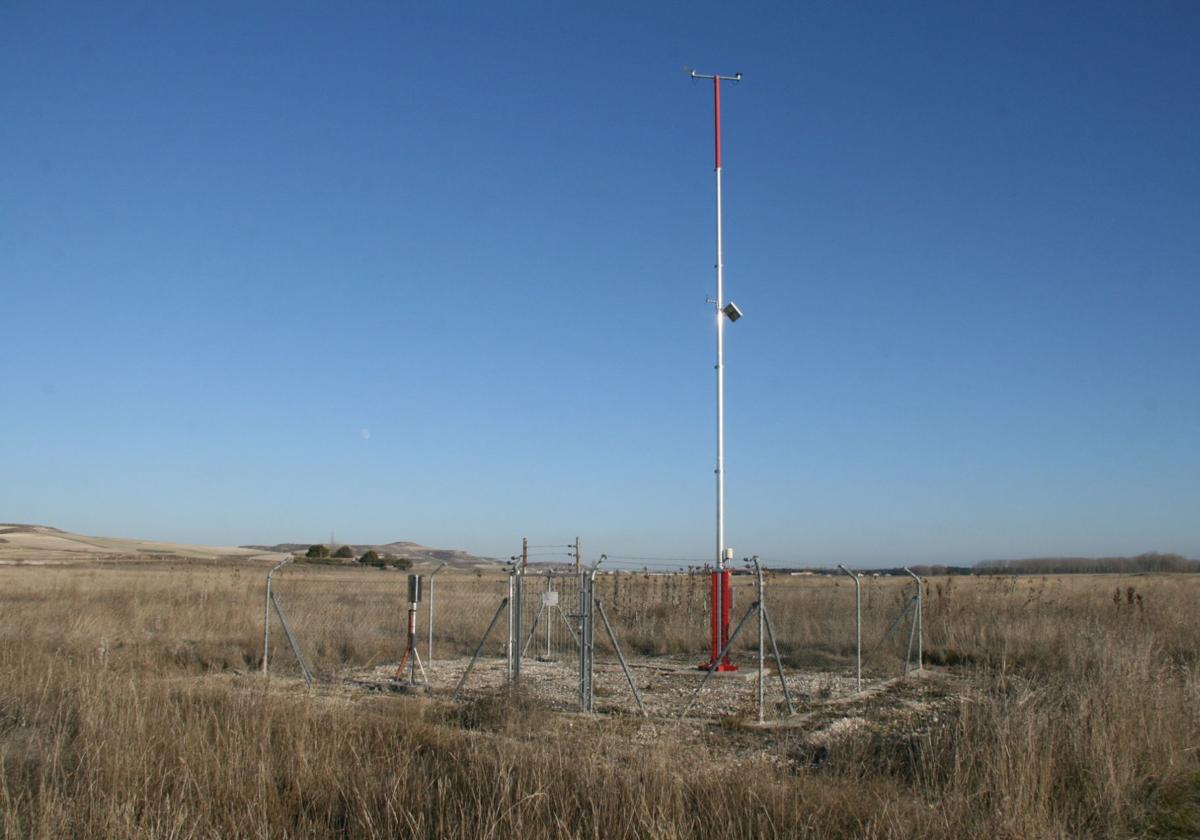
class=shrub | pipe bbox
[333,545,355,559]
[359,550,384,568]
[305,544,331,559]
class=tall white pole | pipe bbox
[714,76,725,578]
[692,69,741,670]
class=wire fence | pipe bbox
[262,555,928,719]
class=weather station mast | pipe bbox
[688,68,743,672]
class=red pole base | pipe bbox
[698,569,739,671]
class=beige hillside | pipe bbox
[0,524,289,565]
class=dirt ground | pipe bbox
[321,653,963,771]
[349,654,876,718]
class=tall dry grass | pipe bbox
[0,564,1198,838]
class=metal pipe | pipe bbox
[866,594,916,664]
[581,571,593,711]
[578,567,586,707]
[408,604,418,684]
[520,606,543,660]
[427,561,446,671]
[681,600,757,718]
[270,590,312,688]
[753,557,764,723]
[545,574,553,659]
[584,559,602,711]
[557,607,579,648]
[453,596,508,700]
[262,554,293,676]
[761,605,795,716]
[512,565,523,685]
[595,599,647,716]
[506,569,515,683]
[904,568,923,673]
[838,564,862,693]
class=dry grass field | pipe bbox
[1,562,1199,838]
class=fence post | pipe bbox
[545,574,553,659]
[584,567,594,711]
[917,579,923,667]
[506,568,515,683]
[262,554,293,676]
[512,565,523,685]
[578,565,586,708]
[904,567,922,673]
[838,564,862,692]
[580,569,591,711]
[580,556,603,712]
[753,556,764,723]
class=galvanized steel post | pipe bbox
[578,565,586,707]
[512,564,523,685]
[506,567,515,683]
[545,574,553,659]
[581,556,603,712]
[753,556,764,723]
[262,554,293,676]
[904,567,923,672]
[838,564,862,692]
[581,570,592,711]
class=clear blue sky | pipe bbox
[2,2,1197,566]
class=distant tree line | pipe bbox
[768,553,1198,577]
[301,544,413,570]
[901,565,974,577]
[974,553,1199,575]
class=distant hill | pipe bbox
[0,524,289,565]
[244,541,497,570]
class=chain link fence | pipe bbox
[261,556,929,719]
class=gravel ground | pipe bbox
[349,653,889,720]
[260,655,961,772]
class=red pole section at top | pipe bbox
[713,76,722,169]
